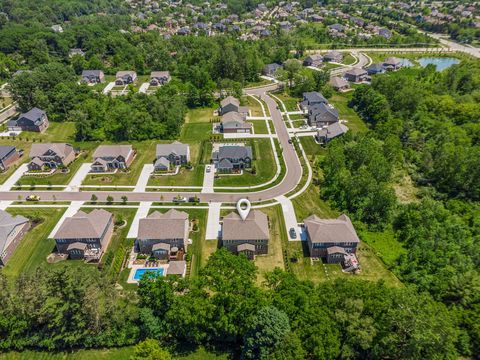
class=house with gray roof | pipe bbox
[304,214,360,263]
[344,68,369,83]
[115,71,137,85]
[7,108,49,133]
[307,103,339,127]
[155,141,190,171]
[329,77,350,92]
[0,146,20,172]
[383,57,402,71]
[0,210,29,266]
[150,71,171,86]
[81,70,105,84]
[28,143,75,171]
[219,96,249,116]
[262,63,282,77]
[303,54,323,67]
[316,122,348,144]
[366,63,385,75]
[300,91,328,112]
[91,145,135,172]
[54,209,114,261]
[323,50,343,63]
[213,145,252,172]
[220,112,252,134]
[136,209,189,260]
[222,210,269,260]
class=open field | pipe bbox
[1,208,66,278]
[358,228,406,267]
[272,92,300,111]
[299,136,327,158]
[185,107,218,124]
[181,122,212,142]
[214,139,277,187]
[252,119,269,134]
[242,95,268,117]
[328,93,368,133]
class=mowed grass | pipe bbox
[292,182,338,221]
[185,107,218,124]
[358,228,406,267]
[252,119,269,134]
[272,92,300,112]
[1,208,66,278]
[242,95,264,117]
[82,141,156,186]
[328,93,368,133]
[214,139,277,187]
[299,136,327,158]
[181,123,212,142]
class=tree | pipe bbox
[132,339,172,360]
[241,306,292,360]
[121,195,128,205]
[106,195,114,204]
[91,194,98,204]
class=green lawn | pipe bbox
[1,208,66,278]
[82,141,156,186]
[214,139,277,187]
[342,53,356,65]
[180,123,212,142]
[299,136,327,158]
[242,95,264,117]
[16,122,77,143]
[292,182,338,222]
[358,228,406,267]
[252,120,269,134]
[185,107,218,124]
[272,92,300,112]
[328,93,368,133]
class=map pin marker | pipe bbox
[237,199,251,221]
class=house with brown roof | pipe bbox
[0,146,20,172]
[27,143,76,171]
[303,54,323,67]
[344,68,369,83]
[0,210,29,266]
[136,209,189,260]
[304,214,360,263]
[221,210,269,260]
[91,145,135,172]
[150,71,171,86]
[53,209,114,261]
[329,77,350,92]
[383,57,402,71]
[115,71,137,85]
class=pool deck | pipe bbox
[127,264,169,284]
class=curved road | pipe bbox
[0,84,302,204]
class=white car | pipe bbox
[206,165,211,173]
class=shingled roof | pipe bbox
[222,210,269,241]
[54,209,112,240]
[304,214,360,244]
[0,210,28,253]
[137,209,189,241]
[29,143,74,159]
[93,145,132,159]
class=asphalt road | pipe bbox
[0,84,303,204]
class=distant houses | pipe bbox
[136,209,189,260]
[27,143,76,171]
[54,209,114,261]
[323,50,343,63]
[221,210,269,260]
[304,214,360,264]
[150,71,171,86]
[383,57,403,71]
[344,68,369,83]
[91,145,135,172]
[263,63,283,77]
[81,70,105,84]
[0,146,20,172]
[329,77,350,92]
[366,63,385,75]
[155,141,190,171]
[303,54,323,67]
[213,145,252,173]
[7,108,49,133]
[115,71,137,85]
[316,122,349,144]
[0,210,29,266]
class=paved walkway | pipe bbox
[102,82,115,95]
[206,202,221,239]
[134,164,154,192]
[48,201,84,238]
[138,83,150,94]
[0,201,12,210]
[275,195,303,241]
[64,163,92,191]
[127,201,152,238]
[0,164,27,191]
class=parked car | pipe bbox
[173,196,187,202]
[188,196,200,203]
[288,139,293,144]
[206,165,211,173]
[26,195,40,201]
[289,227,297,239]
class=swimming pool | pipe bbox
[133,267,165,280]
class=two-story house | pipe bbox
[0,146,20,172]
[136,209,189,260]
[300,92,328,113]
[0,210,29,266]
[91,145,135,172]
[115,71,137,85]
[218,96,249,117]
[7,108,49,133]
[307,103,339,128]
[81,70,105,84]
[220,112,252,134]
[213,145,252,173]
[150,71,171,86]
[28,143,76,171]
[53,209,114,261]
[304,214,360,263]
[154,141,190,171]
[221,210,269,260]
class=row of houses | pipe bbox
[81,70,171,86]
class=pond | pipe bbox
[417,57,460,71]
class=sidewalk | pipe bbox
[102,82,115,95]
[0,164,27,191]
[205,202,221,240]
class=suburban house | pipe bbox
[344,68,369,83]
[136,209,189,260]
[383,57,402,71]
[150,71,171,86]
[155,141,190,171]
[91,145,135,172]
[221,210,269,260]
[219,96,249,117]
[81,70,105,84]
[7,108,49,133]
[220,112,252,134]
[329,77,350,92]
[115,71,137,85]
[316,122,349,144]
[53,209,114,261]
[300,91,328,112]
[323,50,343,63]
[0,146,20,172]
[213,145,252,172]
[304,214,360,263]
[27,143,76,171]
[263,63,283,77]
[0,210,29,266]
[366,63,386,75]
[303,54,323,67]
[307,103,339,127]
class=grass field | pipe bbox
[1,208,66,278]
[299,136,327,158]
[358,228,406,267]
[185,107,218,124]
[242,95,265,117]
[252,119,269,134]
[181,123,212,142]
[272,92,300,112]
[214,139,277,187]
[328,93,368,133]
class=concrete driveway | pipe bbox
[64,163,92,192]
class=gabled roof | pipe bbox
[116,70,136,77]
[329,77,349,89]
[19,108,46,122]
[54,209,112,240]
[220,96,240,108]
[0,146,16,159]
[345,67,368,76]
[154,157,170,168]
[93,145,132,159]
[221,111,244,123]
[216,146,252,160]
[82,70,104,77]
[156,141,189,157]
[151,71,170,78]
[29,143,74,159]
[137,209,189,241]
[237,243,256,252]
[0,210,28,253]
[302,91,328,105]
[317,122,348,140]
[222,210,269,241]
[304,214,360,244]
[310,103,339,122]
[218,158,233,169]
